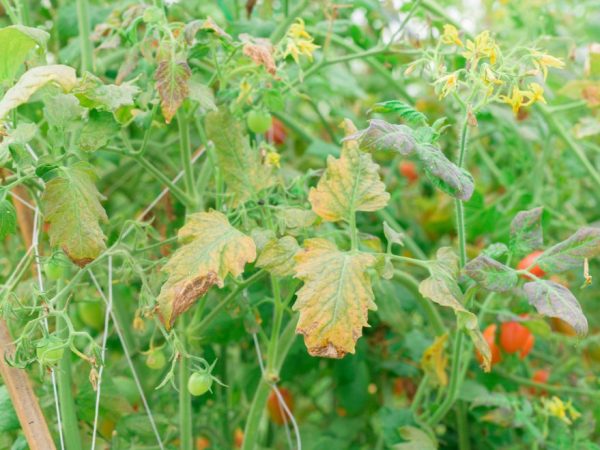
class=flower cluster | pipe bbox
[541,396,581,425]
[283,19,320,63]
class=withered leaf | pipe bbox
[154,56,191,124]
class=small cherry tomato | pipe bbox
[398,161,418,184]
[499,321,535,358]
[44,258,65,281]
[77,301,105,331]
[247,110,272,134]
[266,117,286,145]
[476,324,501,366]
[188,370,213,396]
[517,250,545,279]
[145,349,167,370]
[36,337,65,366]
[267,387,294,425]
[529,369,550,395]
[196,436,211,450]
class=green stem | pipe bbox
[179,316,193,450]
[376,209,427,260]
[242,317,298,450]
[178,110,197,208]
[456,401,471,450]
[349,213,358,251]
[76,0,93,72]
[56,280,83,450]
[265,276,284,380]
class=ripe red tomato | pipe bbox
[267,387,294,425]
[499,321,535,358]
[529,369,550,395]
[266,117,286,145]
[398,161,418,183]
[517,250,545,279]
[476,324,501,366]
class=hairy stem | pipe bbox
[178,110,197,208]
[179,316,193,450]
[76,0,93,72]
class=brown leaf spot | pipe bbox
[166,272,218,328]
[64,246,94,267]
[241,35,277,76]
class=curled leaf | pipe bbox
[157,211,256,329]
[349,119,417,155]
[293,239,377,358]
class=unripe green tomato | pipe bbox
[187,371,213,396]
[145,350,166,370]
[77,301,105,331]
[44,259,64,281]
[36,337,65,366]
[247,110,272,134]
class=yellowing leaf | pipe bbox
[204,107,274,206]
[41,162,108,267]
[256,236,300,277]
[293,238,377,358]
[419,247,491,371]
[0,65,77,120]
[421,333,448,386]
[157,211,256,329]
[0,25,49,83]
[308,144,389,222]
[154,55,191,124]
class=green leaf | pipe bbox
[157,211,256,329]
[0,122,37,158]
[464,254,518,292]
[308,144,390,222]
[0,25,49,83]
[415,144,474,201]
[154,55,191,124]
[293,238,377,358]
[43,93,83,128]
[351,119,417,155]
[188,75,216,112]
[204,107,274,206]
[419,248,491,371]
[41,162,108,267]
[0,199,16,240]
[256,236,300,277]
[523,280,588,335]
[74,75,139,112]
[78,110,119,152]
[510,207,543,255]
[537,227,600,273]
[0,65,77,121]
[0,385,19,432]
[393,426,437,450]
[369,100,427,124]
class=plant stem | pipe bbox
[242,317,298,450]
[265,276,284,379]
[349,213,358,251]
[376,209,427,260]
[456,401,471,450]
[178,110,197,208]
[75,0,93,72]
[56,280,83,450]
[179,316,192,450]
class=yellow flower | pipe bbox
[499,86,528,116]
[236,79,253,104]
[441,24,463,47]
[482,66,503,86]
[435,72,458,99]
[462,30,500,68]
[284,19,320,63]
[266,151,281,168]
[526,82,546,104]
[531,50,565,79]
[542,396,580,425]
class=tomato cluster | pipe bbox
[477,319,535,367]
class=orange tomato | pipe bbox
[517,250,545,279]
[233,428,244,448]
[477,324,502,366]
[196,437,211,450]
[499,321,535,358]
[267,387,294,425]
[398,161,418,184]
[266,118,286,145]
[529,369,550,395]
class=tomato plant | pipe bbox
[1,1,599,450]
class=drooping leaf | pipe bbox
[419,247,491,371]
[464,254,518,292]
[537,227,600,273]
[157,211,256,329]
[154,55,191,124]
[41,162,108,266]
[308,145,390,222]
[393,426,437,450]
[523,280,588,335]
[0,199,17,239]
[293,238,377,358]
[350,119,417,155]
[78,110,120,152]
[204,107,274,206]
[0,25,49,83]
[0,65,77,120]
[256,236,300,277]
[510,207,543,255]
[420,333,448,386]
[415,144,474,201]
